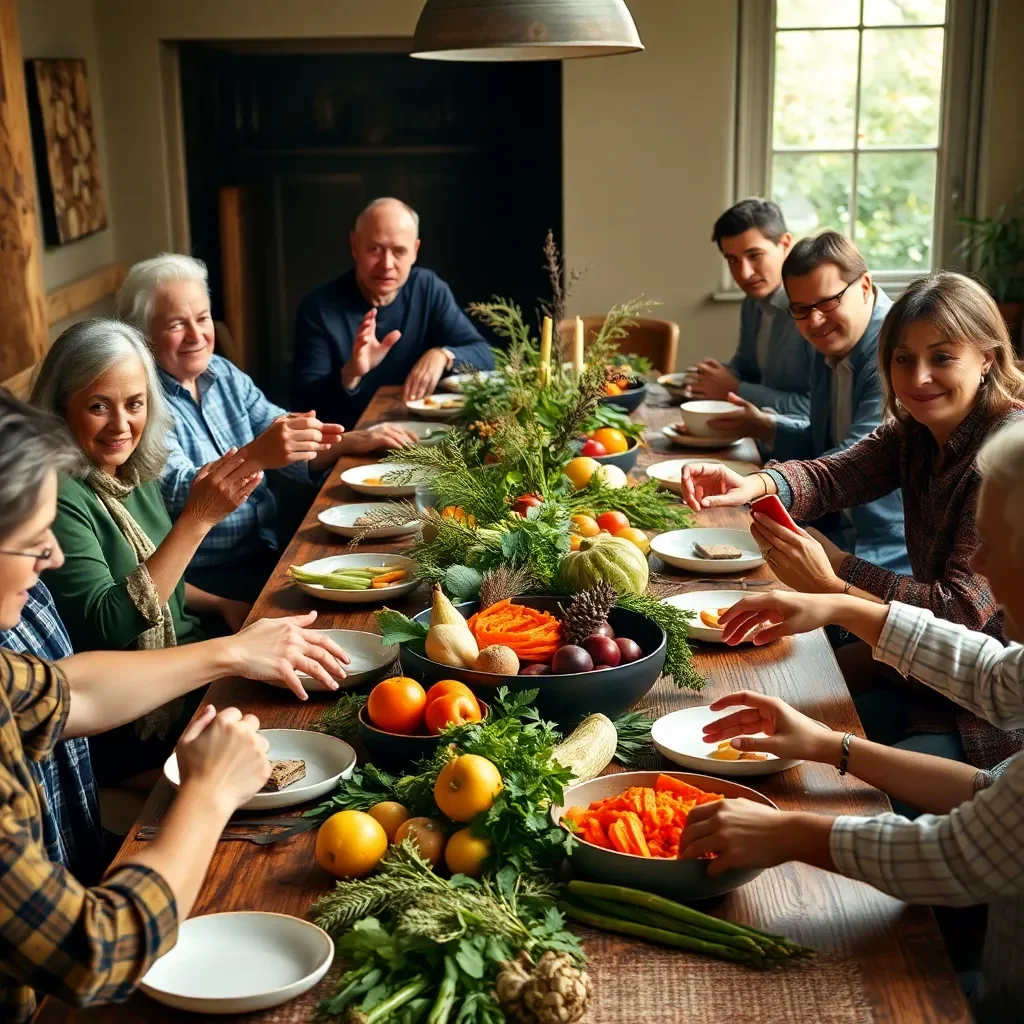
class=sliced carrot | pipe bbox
[607,819,632,854]
[621,812,651,857]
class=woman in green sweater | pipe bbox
[30,319,266,785]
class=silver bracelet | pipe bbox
[838,733,853,776]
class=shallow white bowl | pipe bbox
[651,706,802,777]
[679,400,742,437]
[660,590,767,644]
[318,502,420,540]
[383,420,453,446]
[656,372,691,398]
[140,911,333,1014]
[439,370,497,392]
[164,728,356,811]
[645,457,756,494]
[290,553,420,604]
[650,528,764,574]
[340,462,432,497]
[296,629,398,690]
[404,394,465,419]
[659,424,744,449]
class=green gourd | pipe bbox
[555,537,649,595]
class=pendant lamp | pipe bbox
[410,0,643,61]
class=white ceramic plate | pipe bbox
[651,706,802,777]
[660,425,745,449]
[656,373,691,398]
[318,502,420,540]
[140,911,334,1014]
[296,629,398,690]
[340,462,432,497]
[164,729,356,811]
[404,394,465,419]
[650,528,764,574]
[439,370,498,392]
[384,420,453,446]
[660,590,761,644]
[645,458,756,494]
[290,553,420,604]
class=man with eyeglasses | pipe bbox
[702,230,909,573]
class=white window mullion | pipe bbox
[849,11,865,243]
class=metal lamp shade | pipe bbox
[411,0,644,61]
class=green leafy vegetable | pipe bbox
[608,710,654,765]
[444,564,484,600]
[375,608,428,646]
[309,692,367,742]
[304,764,398,818]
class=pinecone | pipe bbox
[479,563,534,610]
[561,580,618,645]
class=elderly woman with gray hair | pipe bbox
[116,253,418,603]
[30,318,264,784]
[677,419,1024,1023]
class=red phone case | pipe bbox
[750,494,801,533]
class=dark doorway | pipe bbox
[177,42,563,404]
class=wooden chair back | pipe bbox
[558,316,679,373]
[2,362,39,401]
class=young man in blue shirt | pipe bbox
[687,198,812,418]
[292,198,495,428]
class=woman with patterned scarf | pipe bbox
[30,319,265,786]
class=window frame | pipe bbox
[724,0,990,298]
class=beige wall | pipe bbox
[980,0,1024,214]
[18,0,116,337]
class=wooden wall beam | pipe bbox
[0,0,48,379]
[47,261,126,325]
[219,185,249,372]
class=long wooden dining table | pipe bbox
[37,384,970,1024]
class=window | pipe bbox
[732,0,989,291]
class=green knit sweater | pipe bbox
[45,475,204,653]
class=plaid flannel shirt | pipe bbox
[0,649,177,1021]
[158,355,316,570]
[0,582,102,881]
[830,602,1024,1023]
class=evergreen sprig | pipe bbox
[616,592,704,691]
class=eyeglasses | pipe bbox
[788,281,854,320]
[0,546,54,564]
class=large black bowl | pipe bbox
[599,381,647,413]
[592,434,641,475]
[399,596,666,728]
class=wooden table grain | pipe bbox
[36,386,969,1023]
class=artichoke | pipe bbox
[496,950,592,1024]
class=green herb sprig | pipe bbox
[616,592,703,691]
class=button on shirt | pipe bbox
[831,602,1024,1023]
[158,355,317,570]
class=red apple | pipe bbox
[614,637,643,663]
[582,634,621,667]
[580,439,608,457]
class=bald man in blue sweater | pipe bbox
[292,198,494,429]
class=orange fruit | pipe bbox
[596,510,630,534]
[394,816,446,866]
[425,692,482,735]
[444,827,492,877]
[434,754,503,822]
[424,680,475,706]
[563,457,600,489]
[367,677,427,734]
[570,514,601,537]
[569,534,583,551]
[315,810,388,878]
[591,427,629,455]
[604,382,623,396]
[368,801,411,842]
[614,526,651,554]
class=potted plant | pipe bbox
[957,197,1024,351]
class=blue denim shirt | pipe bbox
[766,287,910,573]
[158,355,317,571]
[728,288,814,418]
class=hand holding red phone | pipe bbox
[749,494,801,533]
[750,507,845,594]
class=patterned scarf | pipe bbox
[85,465,183,741]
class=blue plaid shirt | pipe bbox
[158,355,316,570]
[0,582,103,880]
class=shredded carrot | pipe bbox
[565,777,724,860]
[468,599,563,662]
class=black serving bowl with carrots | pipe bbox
[397,596,666,730]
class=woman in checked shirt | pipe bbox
[682,420,1024,1024]
[681,272,1024,770]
